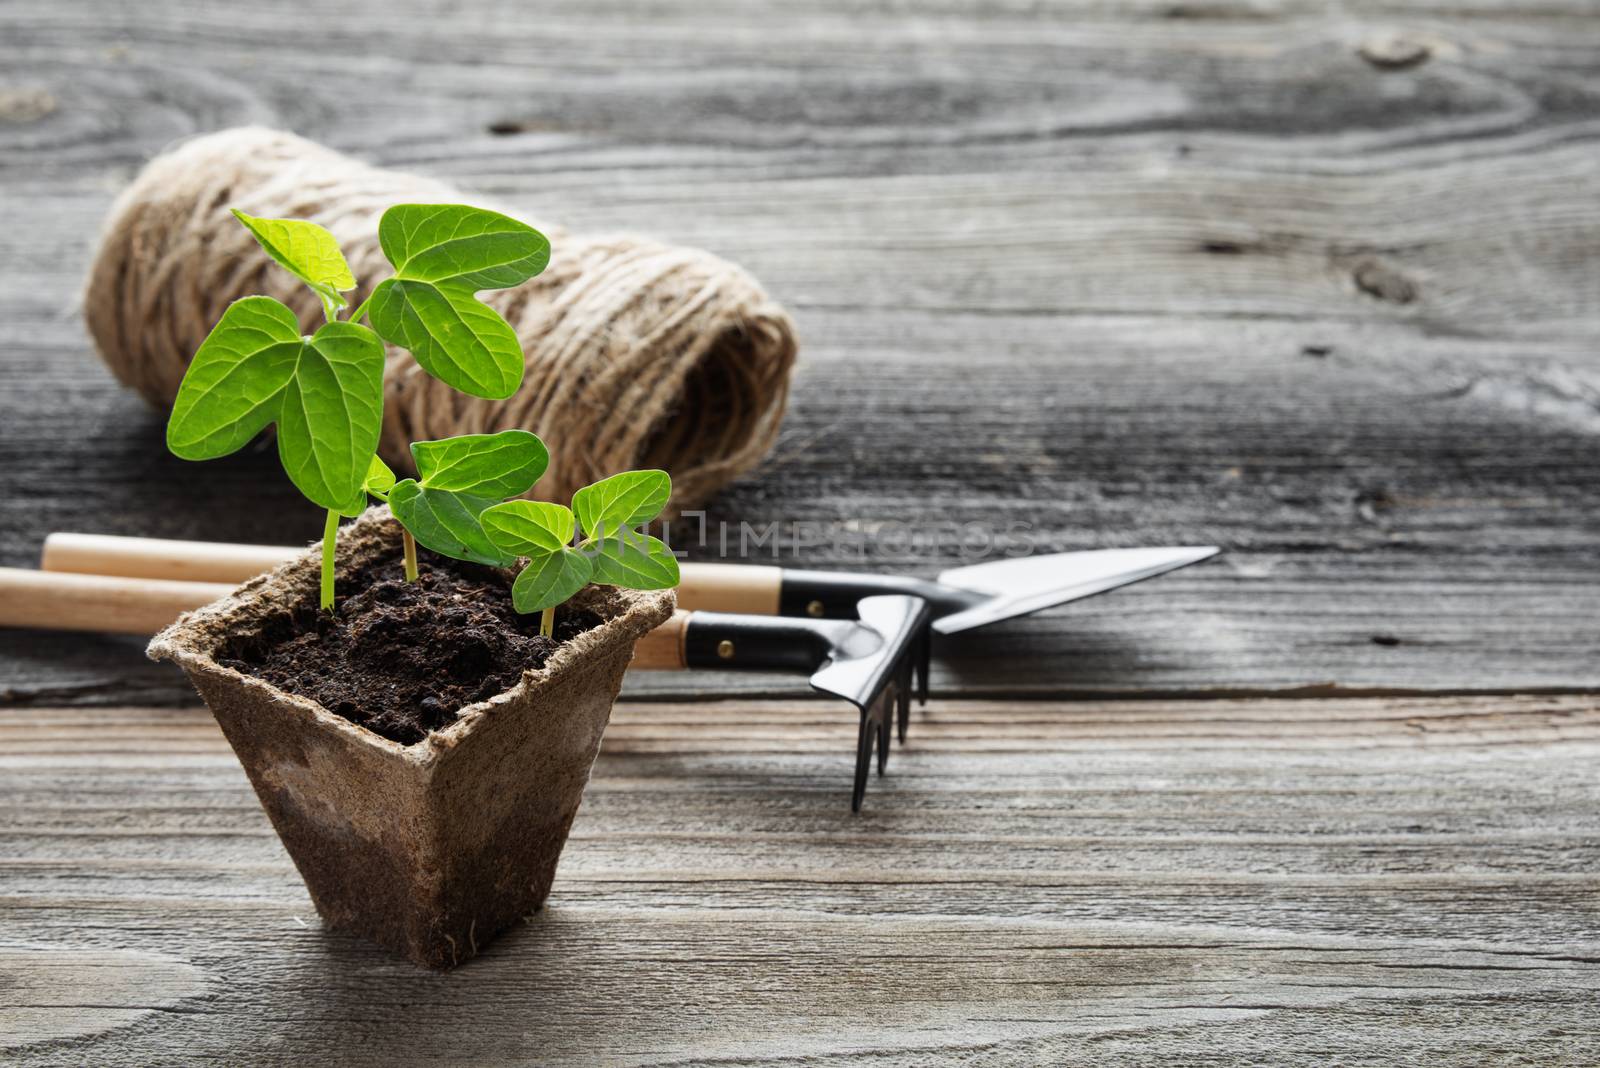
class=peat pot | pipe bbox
[148,509,675,969]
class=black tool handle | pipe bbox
[777,569,981,621]
[681,611,857,674]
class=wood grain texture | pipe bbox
[3,0,1600,700]
[2,697,1598,1065]
[0,948,208,1052]
[3,0,1599,1059]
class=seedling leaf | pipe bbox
[587,530,680,589]
[481,500,578,556]
[232,209,356,320]
[411,430,548,498]
[378,204,550,290]
[389,480,516,567]
[276,322,386,511]
[511,548,593,614]
[363,454,396,498]
[166,297,302,460]
[572,470,672,538]
[334,486,368,519]
[338,454,397,516]
[367,277,523,399]
[481,501,594,611]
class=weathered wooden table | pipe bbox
[4,1,1599,1063]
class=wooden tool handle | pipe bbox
[629,610,689,670]
[676,561,781,614]
[42,532,299,584]
[42,532,784,614]
[0,567,236,636]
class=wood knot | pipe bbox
[0,87,57,124]
[1352,259,1419,304]
[1356,486,1396,525]
[487,118,559,136]
[1359,33,1431,71]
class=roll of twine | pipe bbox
[83,127,797,513]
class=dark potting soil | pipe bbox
[217,549,602,745]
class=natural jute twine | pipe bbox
[83,127,796,513]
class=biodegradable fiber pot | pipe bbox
[148,509,675,969]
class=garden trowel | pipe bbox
[690,546,1222,637]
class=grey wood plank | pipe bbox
[6,314,1600,700]
[3,0,1600,699]
[2,696,1598,1064]
[4,1,1599,1062]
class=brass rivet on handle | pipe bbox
[717,639,736,660]
[806,600,825,618]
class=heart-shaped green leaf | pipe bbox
[385,433,547,565]
[411,430,548,498]
[363,454,396,498]
[587,530,680,589]
[510,548,593,614]
[378,204,550,290]
[169,303,385,513]
[482,501,594,614]
[481,500,578,557]
[276,322,386,511]
[167,297,303,460]
[573,470,672,539]
[333,488,368,519]
[337,454,397,517]
[367,278,523,400]
[365,204,547,400]
[388,480,516,567]
[232,209,356,320]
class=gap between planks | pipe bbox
[3,693,1600,755]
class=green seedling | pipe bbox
[168,204,550,608]
[387,429,550,579]
[483,470,679,637]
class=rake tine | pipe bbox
[915,628,930,706]
[896,656,912,743]
[876,690,891,776]
[851,708,874,812]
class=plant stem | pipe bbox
[540,606,555,639]
[402,529,419,582]
[321,509,340,611]
[348,292,375,325]
[317,290,341,324]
